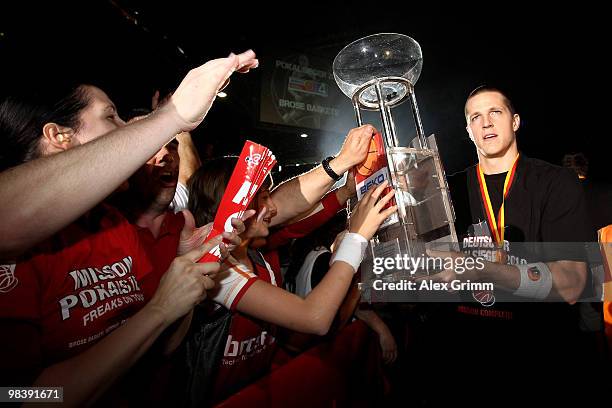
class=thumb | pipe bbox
[256,206,268,223]
[184,235,222,263]
[181,209,196,231]
[179,209,197,241]
[241,209,256,222]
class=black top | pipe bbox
[450,154,594,246]
[437,154,596,361]
[310,251,332,289]
[483,172,506,218]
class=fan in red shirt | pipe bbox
[0,50,258,405]
[184,125,397,404]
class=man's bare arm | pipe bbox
[426,250,588,304]
[176,131,202,185]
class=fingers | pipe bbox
[202,275,215,291]
[374,189,396,210]
[379,204,399,220]
[230,216,247,235]
[256,206,268,223]
[199,56,239,92]
[192,260,221,278]
[218,242,229,261]
[221,231,241,247]
[235,49,258,72]
[184,235,222,263]
[180,209,197,232]
[389,351,398,364]
[362,180,389,203]
[351,124,376,138]
[241,209,256,222]
[201,222,213,236]
[201,234,223,253]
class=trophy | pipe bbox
[333,33,458,301]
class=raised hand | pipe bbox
[349,180,397,240]
[169,50,259,131]
[332,125,377,173]
[148,238,222,324]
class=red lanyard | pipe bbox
[476,154,520,245]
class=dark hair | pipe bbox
[0,84,91,172]
[464,85,516,117]
[562,152,589,178]
[187,156,239,227]
[187,155,275,227]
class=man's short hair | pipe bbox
[464,85,516,117]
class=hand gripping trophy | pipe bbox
[333,33,458,302]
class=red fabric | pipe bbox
[0,205,153,375]
[228,276,258,311]
[215,321,384,408]
[136,211,185,300]
[211,191,342,402]
[212,252,280,403]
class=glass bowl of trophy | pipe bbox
[333,33,459,302]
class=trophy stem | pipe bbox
[374,82,408,225]
[374,82,399,148]
[352,99,363,126]
[409,91,428,149]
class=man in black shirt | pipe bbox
[432,86,591,304]
[413,87,600,404]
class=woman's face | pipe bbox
[72,86,125,145]
[243,184,278,243]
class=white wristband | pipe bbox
[330,232,368,274]
[513,262,553,300]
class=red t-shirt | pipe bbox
[211,251,280,403]
[211,189,343,402]
[0,205,153,383]
[135,211,185,300]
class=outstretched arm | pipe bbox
[176,131,202,185]
[18,242,220,407]
[270,125,374,226]
[237,182,397,335]
[0,51,258,259]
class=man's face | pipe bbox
[465,91,520,159]
[132,139,180,211]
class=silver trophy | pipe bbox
[333,33,458,301]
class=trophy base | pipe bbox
[359,221,460,303]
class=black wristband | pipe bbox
[322,156,342,181]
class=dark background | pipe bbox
[1,1,607,182]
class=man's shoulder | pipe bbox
[446,165,477,195]
[521,156,575,180]
[448,164,477,178]
[519,156,582,196]
[447,165,474,185]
